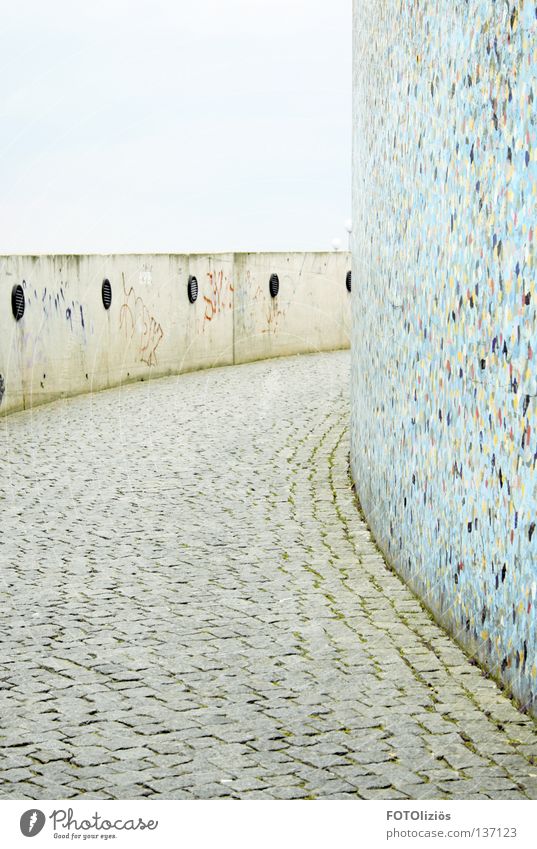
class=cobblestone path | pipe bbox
[1,351,537,800]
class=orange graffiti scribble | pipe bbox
[203,270,234,322]
[252,282,285,335]
[119,275,164,366]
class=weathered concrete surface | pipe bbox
[0,252,350,416]
[1,351,537,800]
[234,253,351,364]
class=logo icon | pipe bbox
[20,810,46,837]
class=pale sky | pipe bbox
[0,0,351,254]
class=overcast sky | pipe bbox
[0,0,351,254]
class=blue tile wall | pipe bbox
[351,0,537,712]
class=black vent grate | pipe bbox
[346,270,352,292]
[269,273,279,298]
[11,284,25,320]
[102,279,112,310]
[187,275,199,303]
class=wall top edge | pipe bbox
[0,251,351,260]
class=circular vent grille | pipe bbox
[102,279,112,310]
[346,270,352,292]
[187,275,199,303]
[269,273,279,298]
[11,284,25,321]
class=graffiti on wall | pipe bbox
[119,274,164,366]
[248,270,286,336]
[16,281,88,379]
[201,269,234,326]
[351,0,537,712]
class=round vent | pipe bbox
[11,284,25,321]
[187,275,199,303]
[269,273,279,298]
[346,270,352,292]
[102,278,112,310]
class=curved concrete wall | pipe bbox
[351,1,537,712]
[0,252,350,416]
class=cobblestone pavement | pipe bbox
[1,351,537,800]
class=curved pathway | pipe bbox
[1,351,537,799]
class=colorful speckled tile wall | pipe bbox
[351,0,537,712]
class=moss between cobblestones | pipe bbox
[346,454,531,718]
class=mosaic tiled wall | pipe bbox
[350,0,537,711]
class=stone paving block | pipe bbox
[359,788,406,799]
[0,351,536,800]
[268,785,316,799]
[0,768,37,783]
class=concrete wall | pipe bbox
[234,253,351,363]
[351,0,537,712]
[0,252,350,416]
